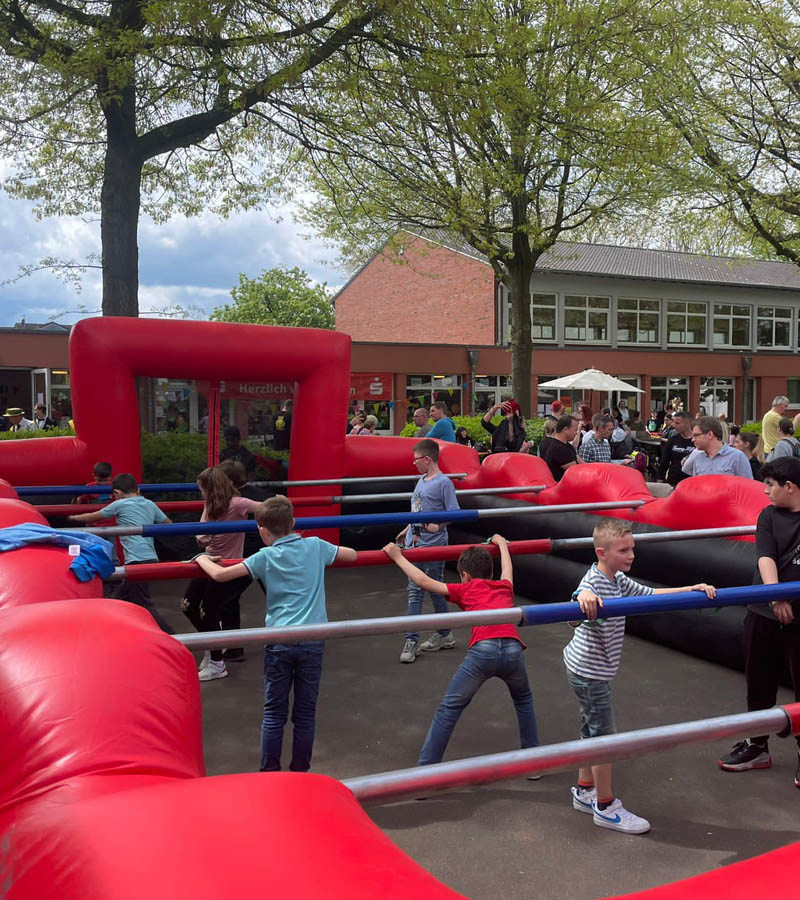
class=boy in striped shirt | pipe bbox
[565,519,716,834]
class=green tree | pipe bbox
[648,0,800,264]
[212,265,334,328]
[291,0,670,415]
[0,0,378,317]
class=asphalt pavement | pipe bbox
[152,566,800,900]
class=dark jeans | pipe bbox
[261,641,325,772]
[114,560,174,634]
[418,638,539,765]
[744,611,800,748]
[182,575,252,661]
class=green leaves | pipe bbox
[210,265,335,328]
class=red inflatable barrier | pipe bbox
[537,462,653,511]
[0,479,18,500]
[461,451,553,498]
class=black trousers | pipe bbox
[744,611,800,748]
[182,575,252,661]
[113,560,174,634]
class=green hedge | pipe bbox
[400,415,549,450]
[740,421,800,438]
[0,426,75,439]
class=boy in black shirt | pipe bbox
[719,457,800,785]
[541,415,580,482]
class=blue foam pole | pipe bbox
[138,509,482,536]
[518,581,800,626]
[15,482,201,497]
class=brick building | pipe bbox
[335,230,800,432]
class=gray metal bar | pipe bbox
[250,473,469,488]
[338,485,546,504]
[551,524,756,551]
[173,608,524,651]
[342,707,792,804]
[476,500,645,517]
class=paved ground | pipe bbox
[154,568,800,900]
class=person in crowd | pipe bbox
[412,406,432,437]
[617,399,630,423]
[352,414,380,435]
[542,415,581,482]
[182,466,263,681]
[395,439,460,663]
[766,418,800,462]
[578,414,614,464]
[481,399,531,453]
[734,430,765,481]
[718,457,800,785]
[31,403,56,430]
[646,410,658,433]
[74,461,114,505]
[68,473,174,633]
[551,400,564,417]
[4,407,34,432]
[220,425,258,478]
[566,519,716,834]
[729,424,740,446]
[195,496,357,772]
[610,406,623,426]
[657,411,694,486]
[682,416,753,479]
[762,396,790,455]
[717,413,731,444]
[669,396,684,412]
[609,416,633,460]
[628,409,647,436]
[347,410,367,434]
[455,425,472,446]
[659,412,676,441]
[578,404,594,435]
[537,417,558,460]
[383,534,539,767]
[272,399,293,451]
[427,400,456,442]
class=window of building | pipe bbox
[756,306,792,349]
[651,377,689,413]
[617,298,660,344]
[788,379,800,405]
[530,293,557,342]
[712,304,751,348]
[406,375,462,419]
[666,301,706,345]
[473,375,513,415]
[700,377,734,419]
[610,376,641,412]
[564,295,610,343]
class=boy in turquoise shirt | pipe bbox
[196,495,357,772]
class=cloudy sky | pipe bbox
[0,185,348,327]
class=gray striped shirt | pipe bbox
[563,563,654,680]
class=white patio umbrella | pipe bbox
[538,369,643,393]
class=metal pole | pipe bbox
[342,706,797,804]
[77,500,646,538]
[170,581,800,650]
[108,539,555,582]
[14,473,470,497]
[551,524,756,550]
[332,485,547,504]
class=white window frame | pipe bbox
[616,297,661,345]
[530,292,557,343]
[666,300,707,347]
[474,375,513,413]
[651,376,689,412]
[563,294,611,345]
[712,303,751,349]
[756,305,792,350]
[699,376,735,419]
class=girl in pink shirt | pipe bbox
[182,466,261,681]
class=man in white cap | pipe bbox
[4,408,34,432]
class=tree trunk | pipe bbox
[101,142,142,317]
[507,224,537,418]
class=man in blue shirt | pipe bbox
[196,496,357,772]
[426,400,456,442]
[682,416,753,479]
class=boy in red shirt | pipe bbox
[383,534,538,765]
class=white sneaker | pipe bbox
[592,798,650,834]
[198,651,211,673]
[400,639,420,663]
[419,632,456,651]
[571,785,596,814]
[199,660,228,681]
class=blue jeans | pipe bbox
[418,638,539,765]
[566,668,616,738]
[406,559,449,641]
[260,641,324,772]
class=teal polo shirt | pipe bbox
[243,533,339,627]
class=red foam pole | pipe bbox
[113,539,554,582]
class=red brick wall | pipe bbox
[334,234,496,344]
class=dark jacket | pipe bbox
[482,416,527,453]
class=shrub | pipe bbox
[0,426,75,440]
[399,414,549,450]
